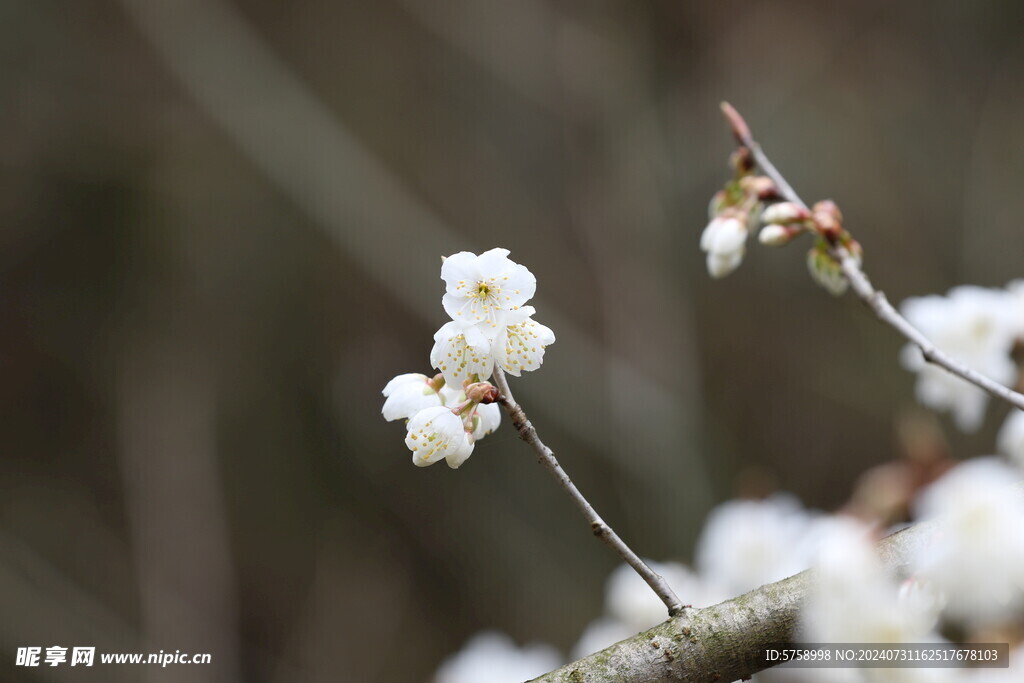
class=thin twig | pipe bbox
[491,367,686,617]
[721,102,1024,414]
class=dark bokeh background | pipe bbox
[2,1,1024,681]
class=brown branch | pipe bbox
[491,367,685,617]
[720,102,1024,415]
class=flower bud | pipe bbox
[700,215,748,278]
[729,146,754,175]
[761,202,809,225]
[807,246,849,296]
[465,381,500,404]
[758,224,795,247]
[811,200,843,240]
[739,175,777,200]
[812,199,843,224]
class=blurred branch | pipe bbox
[534,517,936,682]
[721,102,1024,415]
[492,367,684,616]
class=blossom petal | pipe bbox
[444,437,475,469]
[473,247,513,276]
[430,321,494,386]
[382,373,429,397]
[494,314,555,377]
[471,403,501,441]
[706,249,744,279]
[440,251,481,294]
[405,406,468,467]
[382,385,441,422]
[382,373,440,421]
[708,218,747,254]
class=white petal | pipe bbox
[440,251,480,292]
[758,224,790,246]
[444,435,475,469]
[700,217,722,252]
[706,249,744,278]
[494,315,555,376]
[438,385,465,406]
[471,403,502,440]
[382,373,440,421]
[501,262,537,307]
[405,406,466,467]
[382,385,441,421]
[430,321,494,387]
[708,218,747,254]
[382,373,428,397]
[474,247,513,275]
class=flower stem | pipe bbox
[720,102,1024,414]
[491,367,686,616]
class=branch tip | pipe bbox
[720,101,751,144]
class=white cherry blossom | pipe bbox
[381,373,441,421]
[441,248,536,328]
[900,286,1019,431]
[491,306,556,377]
[695,494,822,596]
[800,517,945,662]
[430,321,495,387]
[910,457,1024,625]
[405,406,474,469]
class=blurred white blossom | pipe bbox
[900,285,1019,432]
[996,410,1024,467]
[700,215,748,278]
[695,494,822,595]
[801,517,946,682]
[965,642,1024,683]
[434,631,561,683]
[911,457,1024,625]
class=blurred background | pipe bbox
[2,0,1024,680]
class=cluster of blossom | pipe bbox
[787,457,1024,683]
[382,249,555,468]
[899,281,1024,442]
[434,456,1024,682]
[701,148,862,295]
